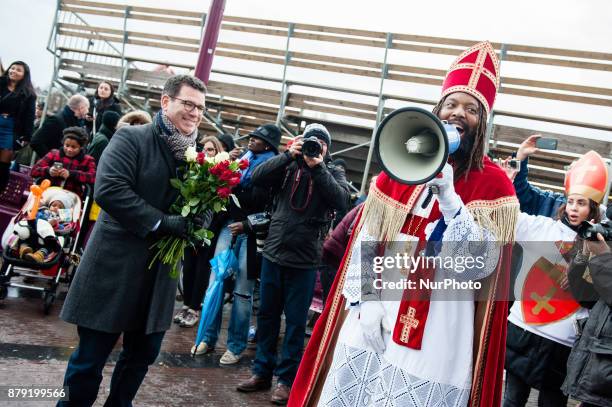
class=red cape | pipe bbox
[289,158,517,407]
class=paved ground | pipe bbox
[0,279,273,406]
[0,276,579,406]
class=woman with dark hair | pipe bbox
[503,150,608,407]
[86,81,122,135]
[0,61,36,192]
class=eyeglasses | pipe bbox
[170,97,205,114]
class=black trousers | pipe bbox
[503,370,568,407]
[58,326,165,407]
[182,247,211,310]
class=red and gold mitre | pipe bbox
[441,41,500,114]
[564,150,609,203]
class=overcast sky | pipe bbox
[2,0,611,141]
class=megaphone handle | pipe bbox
[421,185,440,209]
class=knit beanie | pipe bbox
[45,190,74,209]
[303,123,331,147]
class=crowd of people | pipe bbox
[0,39,610,407]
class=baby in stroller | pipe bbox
[5,187,78,265]
[15,190,74,263]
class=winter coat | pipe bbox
[514,157,566,218]
[321,203,362,271]
[251,152,350,269]
[31,106,82,157]
[563,252,612,407]
[60,123,183,334]
[30,148,96,196]
[227,152,276,280]
[0,78,36,144]
[87,124,113,164]
[505,322,572,390]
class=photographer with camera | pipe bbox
[562,205,612,407]
[193,124,280,363]
[236,123,350,404]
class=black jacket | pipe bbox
[563,252,612,407]
[31,106,81,157]
[251,152,350,269]
[0,80,36,144]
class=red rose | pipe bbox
[239,159,249,170]
[218,160,230,170]
[217,187,231,199]
[220,170,235,181]
[196,152,206,165]
[228,176,241,186]
[210,165,222,176]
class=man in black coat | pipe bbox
[236,123,350,404]
[58,75,210,406]
[30,94,89,158]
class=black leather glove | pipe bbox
[192,210,213,230]
[158,215,188,238]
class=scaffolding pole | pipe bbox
[276,23,295,129]
[360,33,392,195]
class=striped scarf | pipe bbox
[154,110,197,160]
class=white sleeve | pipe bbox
[430,205,501,281]
[515,212,556,242]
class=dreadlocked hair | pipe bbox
[432,95,488,180]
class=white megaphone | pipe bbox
[374,107,462,208]
[374,106,461,185]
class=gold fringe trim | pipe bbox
[466,196,520,244]
[356,183,424,242]
[358,184,519,245]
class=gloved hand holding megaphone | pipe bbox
[374,106,463,214]
[426,163,462,222]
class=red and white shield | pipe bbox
[521,256,580,325]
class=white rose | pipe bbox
[205,156,215,164]
[185,146,197,162]
[214,151,230,163]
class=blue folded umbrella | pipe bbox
[192,245,239,356]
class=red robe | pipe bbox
[289,157,518,407]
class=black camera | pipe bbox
[509,159,520,169]
[577,204,612,241]
[302,136,322,158]
[247,212,271,252]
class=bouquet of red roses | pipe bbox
[149,146,248,278]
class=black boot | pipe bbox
[0,161,10,195]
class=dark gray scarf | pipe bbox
[154,110,197,160]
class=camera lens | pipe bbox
[302,137,322,158]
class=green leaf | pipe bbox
[193,228,214,240]
[180,186,190,198]
[213,201,222,212]
[170,178,182,189]
[188,197,199,206]
[181,205,190,217]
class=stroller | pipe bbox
[0,183,91,314]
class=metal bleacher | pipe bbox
[45,0,612,199]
